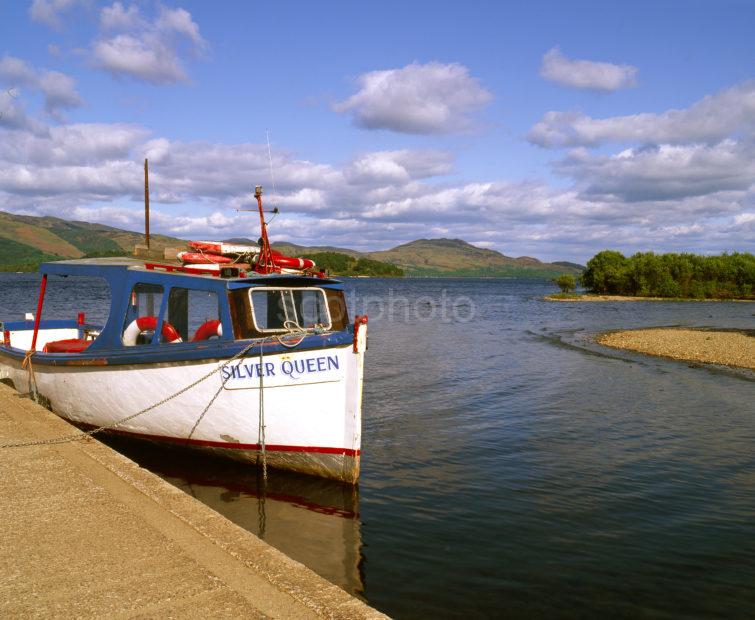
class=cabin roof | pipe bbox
[39,257,341,286]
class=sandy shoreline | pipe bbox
[597,328,755,370]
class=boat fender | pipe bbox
[123,316,182,346]
[192,319,223,341]
[353,315,368,353]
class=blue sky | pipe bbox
[1,0,753,262]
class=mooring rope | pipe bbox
[21,349,38,401]
[0,328,312,450]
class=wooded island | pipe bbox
[581,251,754,300]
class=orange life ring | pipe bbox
[191,319,223,341]
[123,316,182,346]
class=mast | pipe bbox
[254,185,275,274]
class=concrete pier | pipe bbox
[0,384,385,618]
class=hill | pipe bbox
[299,252,404,277]
[365,239,583,277]
[0,211,184,271]
[0,211,582,279]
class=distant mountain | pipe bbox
[364,239,582,277]
[0,211,581,278]
[0,211,185,270]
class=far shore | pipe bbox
[597,327,755,370]
[545,294,755,303]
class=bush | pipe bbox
[554,274,576,294]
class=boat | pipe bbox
[0,186,369,483]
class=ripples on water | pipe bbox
[2,274,754,618]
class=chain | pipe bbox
[0,329,313,450]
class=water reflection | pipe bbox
[99,436,365,598]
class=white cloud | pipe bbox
[155,6,207,51]
[334,62,492,134]
[556,140,755,202]
[92,34,187,84]
[38,71,84,116]
[0,97,752,261]
[100,1,141,30]
[29,0,86,29]
[0,55,84,118]
[92,3,207,85]
[345,150,453,185]
[539,47,637,91]
[529,80,755,148]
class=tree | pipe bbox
[554,274,576,294]
[581,249,755,299]
[582,250,629,294]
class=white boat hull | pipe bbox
[0,343,365,482]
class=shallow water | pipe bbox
[2,274,754,618]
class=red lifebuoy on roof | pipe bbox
[273,256,316,270]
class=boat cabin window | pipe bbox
[165,288,221,342]
[123,283,222,345]
[249,287,332,333]
[122,283,166,345]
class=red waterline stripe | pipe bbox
[76,423,360,457]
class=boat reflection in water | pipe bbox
[100,436,365,597]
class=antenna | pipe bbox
[266,128,278,207]
[144,158,150,249]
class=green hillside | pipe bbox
[0,211,186,270]
[366,239,583,278]
[301,252,404,277]
[0,211,581,279]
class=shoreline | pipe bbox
[597,327,755,370]
[545,294,755,303]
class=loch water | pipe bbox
[2,274,754,618]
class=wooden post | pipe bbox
[144,158,150,249]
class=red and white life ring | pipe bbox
[123,316,182,346]
[273,255,316,270]
[191,319,223,341]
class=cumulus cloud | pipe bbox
[29,0,86,29]
[92,3,207,84]
[334,62,492,134]
[345,150,453,185]
[556,141,755,202]
[0,55,84,118]
[529,80,755,148]
[0,86,752,261]
[539,47,637,91]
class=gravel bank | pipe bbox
[597,328,755,370]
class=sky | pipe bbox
[1,0,754,263]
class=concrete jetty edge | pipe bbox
[0,383,386,618]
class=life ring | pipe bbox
[192,319,223,341]
[123,316,182,346]
[273,255,316,270]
